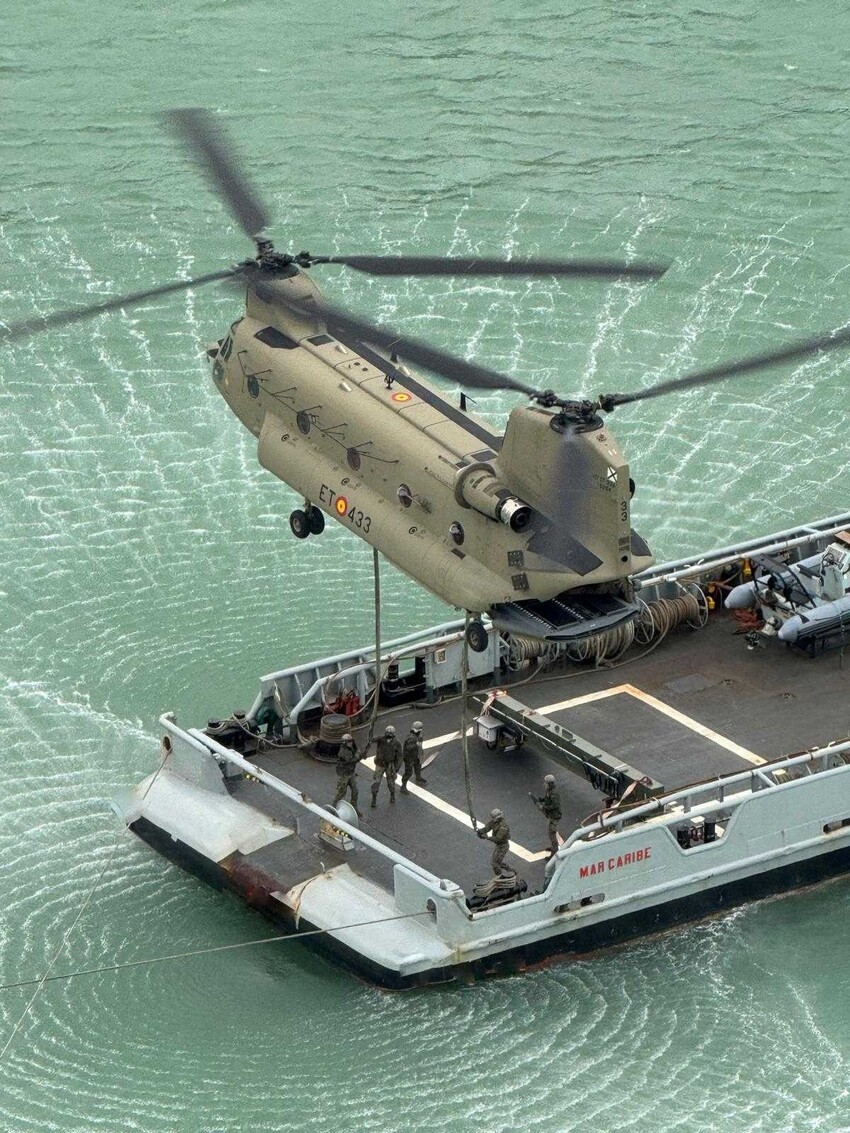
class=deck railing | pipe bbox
[561,737,850,850]
[635,511,850,589]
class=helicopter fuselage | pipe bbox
[209,270,653,618]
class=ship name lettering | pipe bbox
[579,846,651,879]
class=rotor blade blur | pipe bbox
[276,292,539,397]
[319,255,668,280]
[525,428,604,575]
[0,268,238,342]
[609,325,850,407]
[167,108,271,240]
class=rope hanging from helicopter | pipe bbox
[461,611,477,830]
[365,548,382,751]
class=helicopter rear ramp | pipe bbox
[490,590,640,641]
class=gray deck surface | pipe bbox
[228,611,850,898]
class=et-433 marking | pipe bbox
[319,482,372,533]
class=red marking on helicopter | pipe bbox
[335,496,349,515]
[391,391,412,403]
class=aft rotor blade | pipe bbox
[607,325,850,407]
[316,255,668,280]
[1,268,239,342]
[526,429,604,575]
[167,108,271,241]
[274,291,539,397]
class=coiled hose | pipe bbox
[566,583,708,666]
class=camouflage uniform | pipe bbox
[478,813,511,875]
[532,782,563,855]
[371,733,402,805]
[332,739,362,812]
[400,728,427,793]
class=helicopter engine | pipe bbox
[454,465,534,533]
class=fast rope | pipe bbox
[0,910,431,996]
[365,547,382,751]
[635,584,708,642]
[460,611,477,829]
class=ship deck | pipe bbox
[231,609,850,897]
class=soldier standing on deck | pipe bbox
[400,721,427,794]
[371,725,402,807]
[332,733,363,815]
[530,773,562,857]
[477,808,511,875]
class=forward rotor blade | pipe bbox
[167,108,271,241]
[608,325,850,407]
[316,255,668,280]
[273,291,538,397]
[1,268,238,342]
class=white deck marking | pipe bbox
[361,755,548,862]
[375,680,762,862]
[422,728,472,750]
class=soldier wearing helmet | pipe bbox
[530,773,562,856]
[477,807,511,875]
[400,720,427,794]
[371,724,402,807]
[332,732,363,815]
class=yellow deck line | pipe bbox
[617,683,766,766]
[421,688,630,750]
[537,685,631,716]
[539,682,764,765]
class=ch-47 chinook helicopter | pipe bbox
[5,109,850,650]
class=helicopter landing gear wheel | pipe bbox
[308,506,325,535]
[289,509,310,539]
[466,617,489,653]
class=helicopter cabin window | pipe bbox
[308,334,334,346]
[254,326,299,350]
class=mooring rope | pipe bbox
[0,911,431,996]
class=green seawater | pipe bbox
[2,2,849,1130]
